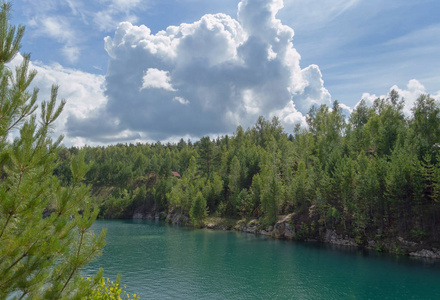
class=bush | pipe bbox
[85,275,140,300]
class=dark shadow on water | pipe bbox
[296,238,440,269]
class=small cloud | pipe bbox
[140,68,176,91]
[109,0,142,11]
[92,0,147,32]
[62,46,81,64]
[281,0,360,30]
[173,96,190,105]
[33,16,80,63]
[93,11,117,32]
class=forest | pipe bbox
[55,92,440,246]
[3,0,439,297]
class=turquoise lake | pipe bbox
[84,220,440,299]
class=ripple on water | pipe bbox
[84,220,440,299]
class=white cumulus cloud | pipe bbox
[66,0,331,142]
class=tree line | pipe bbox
[57,92,440,243]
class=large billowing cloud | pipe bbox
[66,0,331,142]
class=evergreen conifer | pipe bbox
[0,3,105,298]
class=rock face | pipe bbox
[409,249,440,259]
[235,215,296,239]
[367,240,377,248]
[165,213,189,226]
[132,213,160,220]
[272,214,295,239]
[236,219,260,234]
[133,213,143,219]
[323,229,358,247]
[397,236,418,247]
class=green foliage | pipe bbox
[292,160,310,210]
[52,90,440,245]
[294,222,310,240]
[84,275,140,300]
[202,173,223,212]
[411,227,428,241]
[228,155,242,213]
[260,169,282,225]
[216,201,228,217]
[197,136,219,178]
[376,243,385,252]
[101,189,134,219]
[411,94,440,160]
[0,4,105,298]
[190,191,207,227]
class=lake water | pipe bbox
[84,220,440,299]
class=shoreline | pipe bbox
[132,212,440,260]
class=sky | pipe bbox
[9,0,440,146]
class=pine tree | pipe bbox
[228,155,241,213]
[259,145,282,225]
[190,191,207,228]
[197,136,218,178]
[292,160,309,211]
[0,4,105,298]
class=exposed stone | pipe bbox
[273,214,295,239]
[397,236,418,247]
[409,249,440,259]
[235,219,261,235]
[247,227,257,234]
[248,219,260,227]
[132,212,160,220]
[367,240,377,248]
[260,230,271,236]
[133,213,144,220]
[205,223,216,229]
[166,213,190,225]
[323,229,358,247]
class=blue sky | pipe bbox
[10,0,440,145]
